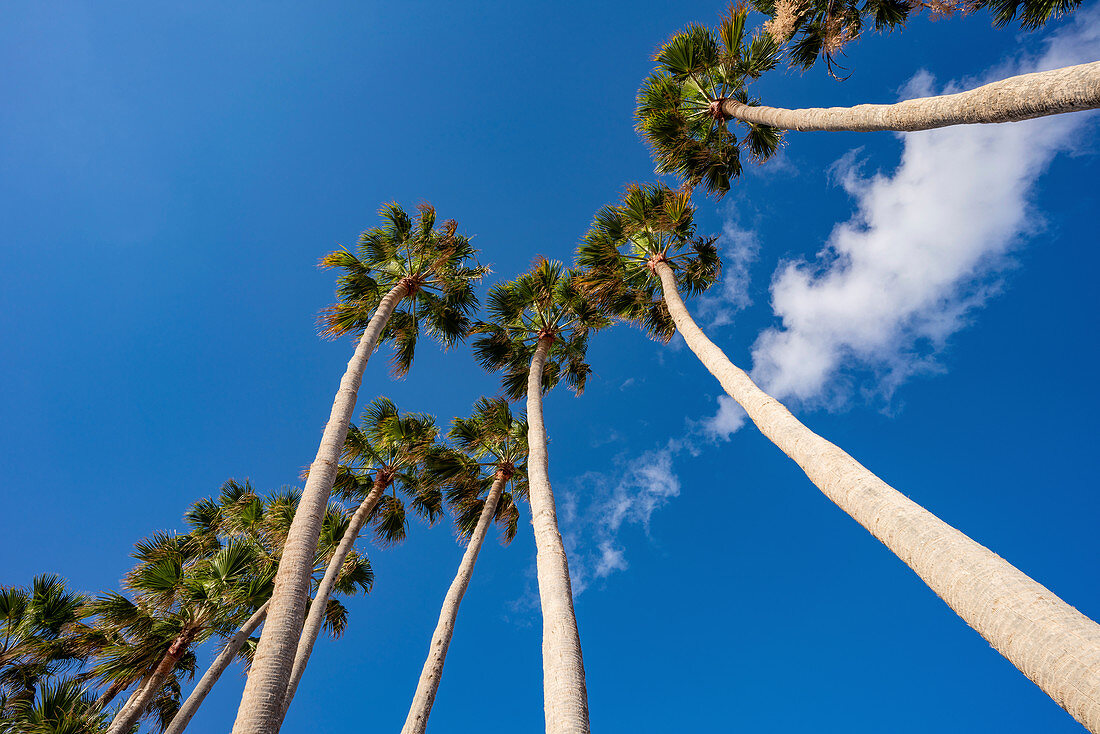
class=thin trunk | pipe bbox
[276,478,387,724]
[163,601,270,734]
[94,680,127,711]
[527,337,590,734]
[105,630,195,734]
[401,473,507,734]
[720,61,1100,131]
[231,282,406,734]
[108,677,151,724]
[654,261,1100,732]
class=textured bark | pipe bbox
[231,282,407,734]
[527,338,590,734]
[277,479,387,723]
[164,602,270,734]
[720,61,1100,131]
[654,262,1100,732]
[401,474,507,734]
[106,630,195,734]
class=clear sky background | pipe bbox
[2,2,1099,732]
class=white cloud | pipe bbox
[749,10,1099,405]
[696,203,760,327]
[563,446,680,595]
[703,395,748,440]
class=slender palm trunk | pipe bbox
[94,680,127,711]
[719,61,1100,131]
[105,629,196,734]
[231,282,406,734]
[653,261,1100,731]
[401,473,507,734]
[108,677,150,722]
[276,478,387,724]
[164,601,270,734]
[526,337,590,734]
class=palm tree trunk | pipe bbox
[164,601,270,734]
[231,282,407,734]
[401,473,507,734]
[107,677,150,723]
[719,61,1100,131]
[94,679,127,711]
[653,261,1100,731]
[105,629,196,734]
[276,478,387,724]
[526,337,590,734]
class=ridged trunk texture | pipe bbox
[164,601,270,734]
[720,61,1100,131]
[654,262,1100,731]
[231,282,407,734]
[105,629,196,734]
[527,337,590,734]
[401,473,507,734]
[277,478,387,724]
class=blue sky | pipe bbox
[2,1,1099,732]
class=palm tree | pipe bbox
[472,259,608,734]
[752,0,1082,70]
[401,397,528,734]
[164,481,372,734]
[636,8,1100,197]
[0,576,89,715]
[277,398,444,724]
[0,676,109,734]
[95,532,269,734]
[232,203,483,734]
[577,182,1100,733]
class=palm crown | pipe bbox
[472,258,610,400]
[753,0,1081,73]
[636,5,783,198]
[87,533,263,691]
[320,202,487,376]
[1,676,110,734]
[578,183,720,343]
[333,397,445,546]
[185,480,374,639]
[430,397,530,544]
[0,575,89,714]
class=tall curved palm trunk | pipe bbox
[106,628,198,734]
[654,262,1100,732]
[719,61,1100,131]
[401,474,507,734]
[231,282,407,734]
[526,337,590,734]
[277,479,387,723]
[163,602,269,734]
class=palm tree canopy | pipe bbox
[636,5,783,197]
[577,183,721,343]
[319,202,487,376]
[0,676,110,734]
[0,576,89,713]
[185,480,372,639]
[752,0,1082,72]
[430,397,531,544]
[333,397,445,546]
[472,258,610,400]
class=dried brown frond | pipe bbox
[821,13,857,56]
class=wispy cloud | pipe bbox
[695,202,759,328]
[562,445,680,595]
[749,9,1099,407]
